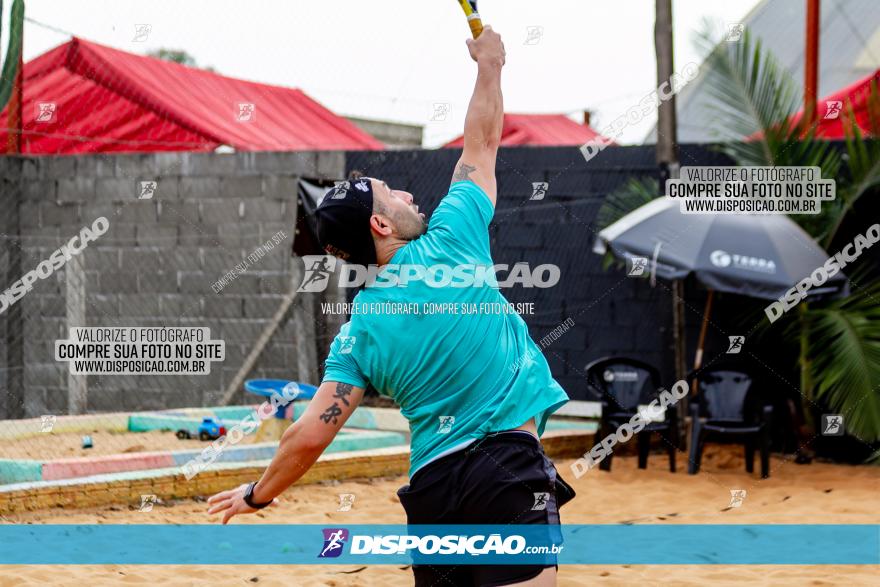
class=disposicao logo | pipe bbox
[298,255,338,293]
[297,255,560,292]
[318,528,349,558]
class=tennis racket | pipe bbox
[456,0,484,38]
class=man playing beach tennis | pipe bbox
[208,26,572,586]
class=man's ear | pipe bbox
[369,214,393,236]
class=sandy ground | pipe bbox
[1,430,229,460]
[2,445,878,586]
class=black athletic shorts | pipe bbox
[397,430,575,587]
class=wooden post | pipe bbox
[655,0,686,382]
[798,303,816,437]
[3,0,24,155]
[66,251,88,414]
[693,289,715,373]
[654,0,679,184]
[672,282,687,381]
[804,0,821,129]
[2,0,25,417]
[3,174,25,419]
[656,0,687,442]
[799,0,820,444]
[691,289,715,395]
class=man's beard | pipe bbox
[399,215,428,241]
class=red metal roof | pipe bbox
[0,37,383,154]
[784,68,879,139]
[443,113,612,148]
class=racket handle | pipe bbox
[467,15,484,38]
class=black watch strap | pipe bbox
[243,481,272,509]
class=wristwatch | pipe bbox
[243,481,273,509]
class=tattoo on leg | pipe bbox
[452,163,476,183]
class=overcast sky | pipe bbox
[14,0,761,146]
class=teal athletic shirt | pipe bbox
[322,180,569,476]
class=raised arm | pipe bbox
[451,25,505,206]
[208,380,365,523]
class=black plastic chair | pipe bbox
[585,356,677,472]
[687,366,773,478]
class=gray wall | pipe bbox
[0,145,746,418]
[0,151,344,418]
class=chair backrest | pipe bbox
[585,356,661,413]
[690,368,757,422]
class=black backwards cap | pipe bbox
[315,177,377,266]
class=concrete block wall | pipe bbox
[2,145,748,419]
[1,151,344,418]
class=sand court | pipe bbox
[3,446,877,586]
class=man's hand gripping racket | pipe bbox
[456,0,484,38]
[456,1,505,67]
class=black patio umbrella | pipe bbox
[593,198,849,373]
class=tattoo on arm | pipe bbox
[319,383,354,425]
[319,403,343,425]
[452,163,476,183]
[333,383,353,406]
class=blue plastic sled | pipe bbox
[244,379,318,419]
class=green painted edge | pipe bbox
[0,431,408,492]
[0,458,42,484]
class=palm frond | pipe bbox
[595,177,659,231]
[696,28,841,178]
[806,278,880,442]
[823,83,880,248]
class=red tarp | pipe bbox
[443,113,611,148]
[786,68,879,138]
[0,37,384,154]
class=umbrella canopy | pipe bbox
[593,198,849,301]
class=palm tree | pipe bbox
[597,30,880,448]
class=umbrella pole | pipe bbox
[671,282,688,446]
[692,289,715,394]
[672,281,687,380]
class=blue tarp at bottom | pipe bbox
[0,524,876,565]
